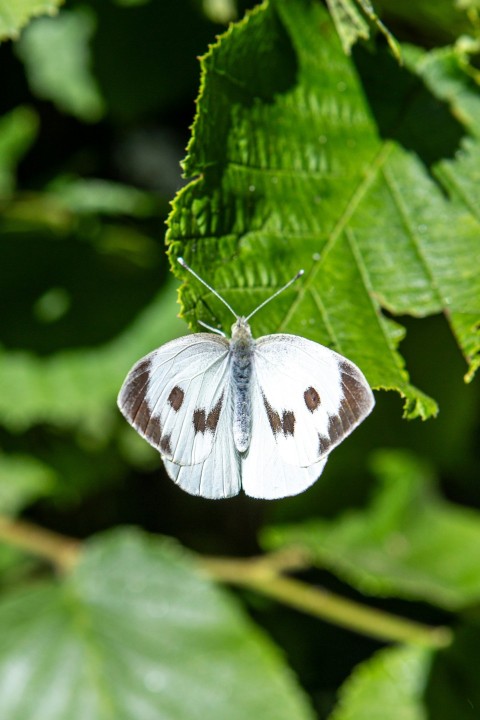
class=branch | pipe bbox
[0,515,452,648]
[0,515,80,573]
[200,555,452,649]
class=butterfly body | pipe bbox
[118,260,375,500]
[231,317,254,453]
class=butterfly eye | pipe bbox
[304,387,321,412]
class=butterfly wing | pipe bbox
[162,385,241,498]
[117,333,231,466]
[241,370,328,499]
[252,334,375,468]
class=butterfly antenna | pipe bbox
[245,269,304,321]
[177,257,239,320]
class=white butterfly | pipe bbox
[118,259,375,500]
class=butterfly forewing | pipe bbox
[253,334,375,468]
[162,384,241,499]
[118,334,230,466]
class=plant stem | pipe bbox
[0,515,452,648]
[200,555,453,649]
[0,514,80,573]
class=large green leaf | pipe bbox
[167,0,480,419]
[0,0,62,40]
[263,450,480,610]
[328,644,432,720]
[0,529,314,720]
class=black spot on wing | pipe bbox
[262,394,296,438]
[304,386,321,412]
[340,362,373,418]
[206,394,223,432]
[193,395,224,435]
[120,358,178,456]
[317,403,357,455]
[160,433,172,455]
[133,400,152,434]
[317,364,373,455]
[122,358,151,421]
[262,394,282,435]
[282,410,295,437]
[193,409,206,434]
[168,386,184,411]
[146,414,162,446]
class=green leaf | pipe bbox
[373,0,480,45]
[263,450,480,610]
[403,45,480,380]
[0,278,184,433]
[0,529,314,720]
[0,0,62,40]
[328,644,432,720]
[46,177,160,217]
[0,106,38,194]
[0,453,55,513]
[325,0,370,54]
[15,8,104,122]
[0,545,36,587]
[167,0,480,420]
[325,0,400,58]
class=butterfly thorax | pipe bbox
[230,318,254,453]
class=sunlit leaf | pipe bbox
[0,107,38,194]
[405,44,480,380]
[16,8,104,121]
[263,450,480,610]
[201,0,237,24]
[0,453,55,513]
[47,177,160,217]
[167,0,480,419]
[325,0,400,58]
[329,644,432,720]
[0,0,62,40]
[0,529,315,720]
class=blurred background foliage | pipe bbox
[0,0,479,719]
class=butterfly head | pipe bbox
[177,258,304,338]
[231,317,253,345]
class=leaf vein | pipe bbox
[381,163,444,308]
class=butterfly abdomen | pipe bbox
[231,318,254,453]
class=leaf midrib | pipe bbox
[278,140,395,332]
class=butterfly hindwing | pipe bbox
[253,334,375,468]
[118,333,230,466]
